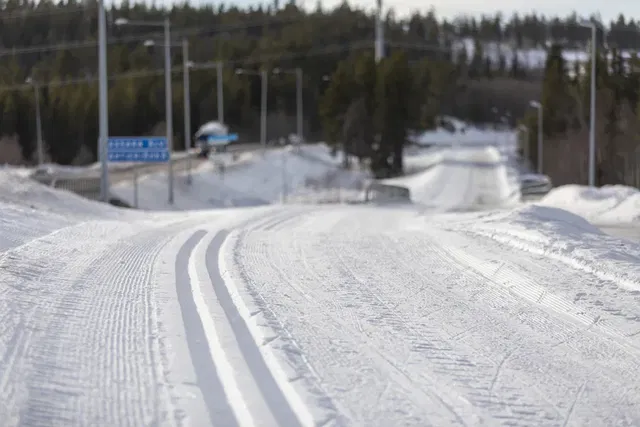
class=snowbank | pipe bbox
[24,151,194,179]
[538,184,640,224]
[413,127,517,151]
[439,204,640,291]
[385,146,520,211]
[0,170,137,252]
[112,145,368,211]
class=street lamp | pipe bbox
[143,38,194,184]
[116,16,175,204]
[236,68,267,150]
[98,0,109,202]
[272,67,303,143]
[579,20,599,187]
[517,124,531,171]
[189,61,225,126]
[529,100,543,174]
[25,77,44,165]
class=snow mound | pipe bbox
[539,184,640,224]
[464,204,603,236]
[413,127,517,151]
[112,145,368,211]
[440,204,640,291]
[0,170,125,218]
[0,170,134,252]
[194,120,229,138]
[386,146,520,211]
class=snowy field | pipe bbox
[3,134,640,425]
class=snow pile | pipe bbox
[413,127,516,150]
[194,121,229,138]
[403,147,446,174]
[440,204,640,291]
[112,145,368,210]
[538,184,640,224]
[385,146,520,211]
[0,170,134,251]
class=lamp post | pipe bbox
[217,62,224,124]
[115,17,175,204]
[272,67,303,143]
[235,68,267,150]
[143,38,194,184]
[518,124,530,168]
[529,100,543,174]
[189,61,225,125]
[98,0,109,202]
[25,77,44,165]
[183,39,192,184]
[579,20,598,187]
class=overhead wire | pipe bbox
[0,39,378,92]
[0,3,94,20]
[0,11,374,57]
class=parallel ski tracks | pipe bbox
[171,209,321,427]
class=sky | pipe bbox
[225,0,637,23]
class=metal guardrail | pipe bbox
[27,142,306,205]
[31,154,202,205]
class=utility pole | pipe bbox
[375,0,384,62]
[295,67,303,142]
[217,62,224,124]
[183,39,192,184]
[98,0,109,203]
[260,69,268,150]
[588,23,597,187]
[164,17,174,204]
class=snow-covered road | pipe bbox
[4,143,640,426]
[224,205,640,426]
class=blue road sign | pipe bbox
[207,133,238,145]
[108,137,169,163]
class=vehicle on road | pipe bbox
[194,121,235,157]
[520,172,552,197]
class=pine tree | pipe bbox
[374,51,412,177]
[319,60,356,151]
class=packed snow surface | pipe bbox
[3,140,640,426]
[385,146,521,210]
[539,184,640,224]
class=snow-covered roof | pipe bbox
[194,121,229,138]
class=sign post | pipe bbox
[108,136,170,208]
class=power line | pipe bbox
[0,40,374,92]
[0,13,374,57]
[0,4,94,21]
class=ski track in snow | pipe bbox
[4,186,640,426]
[0,206,296,427]
[225,205,640,427]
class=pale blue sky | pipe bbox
[218,0,636,23]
